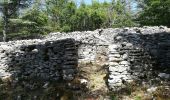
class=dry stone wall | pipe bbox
[0,39,78,99]
[0,26,170,98]
[107,26,170,90]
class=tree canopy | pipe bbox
[0,0,169,41]
[137,0,170,26]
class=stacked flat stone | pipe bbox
[107,26,170,90]
[62,39,78,80]
[108,44,132,90]
[78,44,96,62]
[0,44,12,78]
[0,39,78,92]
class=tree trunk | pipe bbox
[3,30,6,42]
[3,16,7,42]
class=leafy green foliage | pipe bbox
[1,0,169,40]
[46,0,135,32]
[0,0,32,41]
[21,9,49,35]
[0,0,136,40]
[137,0,170,26]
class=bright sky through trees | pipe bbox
[76,0,112,5]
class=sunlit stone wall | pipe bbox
[0,26,170,99]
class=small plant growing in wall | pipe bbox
[135,96,142,100]
[110,95,118,100]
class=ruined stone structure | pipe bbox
[0,26,170,99]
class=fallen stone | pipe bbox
[147,87,158,93]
